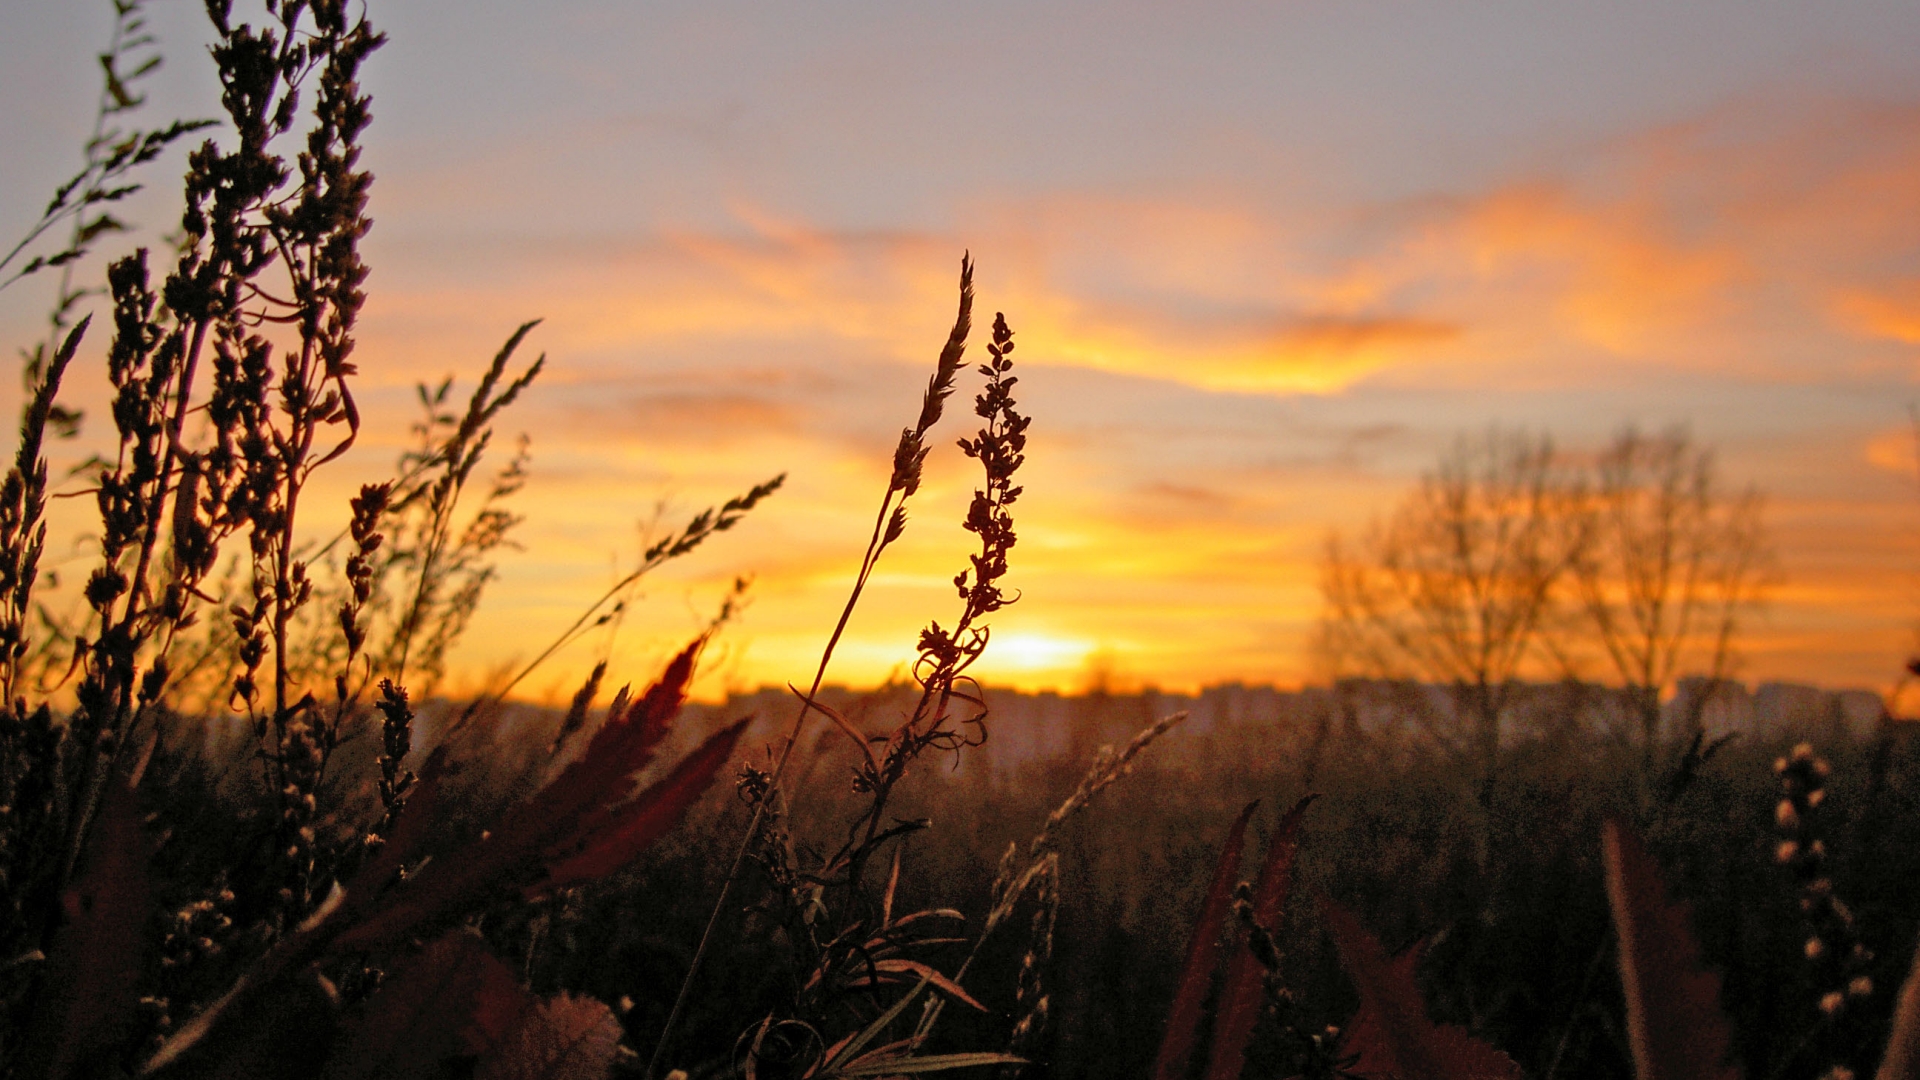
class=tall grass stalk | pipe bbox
[646,255,976,1080]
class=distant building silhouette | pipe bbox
[675,674,1891,779]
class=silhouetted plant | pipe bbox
[0,2,789,1075]
[646,261,1068,1080]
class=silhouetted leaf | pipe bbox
[539,716,752,890]
[1154,799,1259,1080]
[1323,903,1522,1080]
[28,777,151,1080]
[1602,821,1741,1080]
[1204,796,1314,1080]
[324,931,533,1080]
[76,213,127,244]
[1879,934,1920,1080]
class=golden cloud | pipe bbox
[1833,282,1920,346]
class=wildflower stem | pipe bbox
[646,257,972,1080]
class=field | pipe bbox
[388,682,1913,1080]
[138,671,1913,1077]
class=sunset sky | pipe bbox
[6,2,1920,699]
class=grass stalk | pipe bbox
[645,255,975,1080]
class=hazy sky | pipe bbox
[6,1,1920,697]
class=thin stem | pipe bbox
[64,315,209,889]
[448,474,782,734]
[644,486,901,1080]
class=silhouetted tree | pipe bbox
[1315,428,1579,802]
[1567,426,1771,759]
[1317,426,1774,792]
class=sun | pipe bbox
[979,632,1093,674]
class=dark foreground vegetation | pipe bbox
[596,684,1919,1080]
[127,679,1920,1080]
[6,2,1920,1079]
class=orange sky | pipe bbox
[6,3,1920,700]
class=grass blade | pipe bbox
[1602,820,1741,1080]
[540,716,752,889]
[1879,930,1920,1080]
[846,959,987,1012]
[1154,799,1259,1080]
[828,974,935,1070]
[1323,902,1521,1080]
[835,1052,1026,1077]
[1203,795,1314,1080]
[27,776,150,1080]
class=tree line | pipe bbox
[1315,426,1773,790]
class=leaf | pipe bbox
[1154,799,1259,1080]
[1203,795,1315,1080]
[832,1052,1027,1077]
[1323,903,1522,1080]
[475,993,623,1080]
[189,973,342,1080]
[100,53,140,108]
[538,716,752,889]
[1878,931,1920,1080]
[509,641,700,854]
[76,213,127,244]
[333,642,723,950]
[1601,821,1741,1080]
[824,975,933,1071]
[323,931,533,1080]
[882,846,903,926]
[841,959,987,1013]
[883,908,966,931]
[27,777,151,1080]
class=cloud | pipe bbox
[1443,181,1744,354]
[369,97,1920,408]
[361,193,1479,397]
[1864,425,1919,476]
[566,389,800,445]
[1833,281,1920,347]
